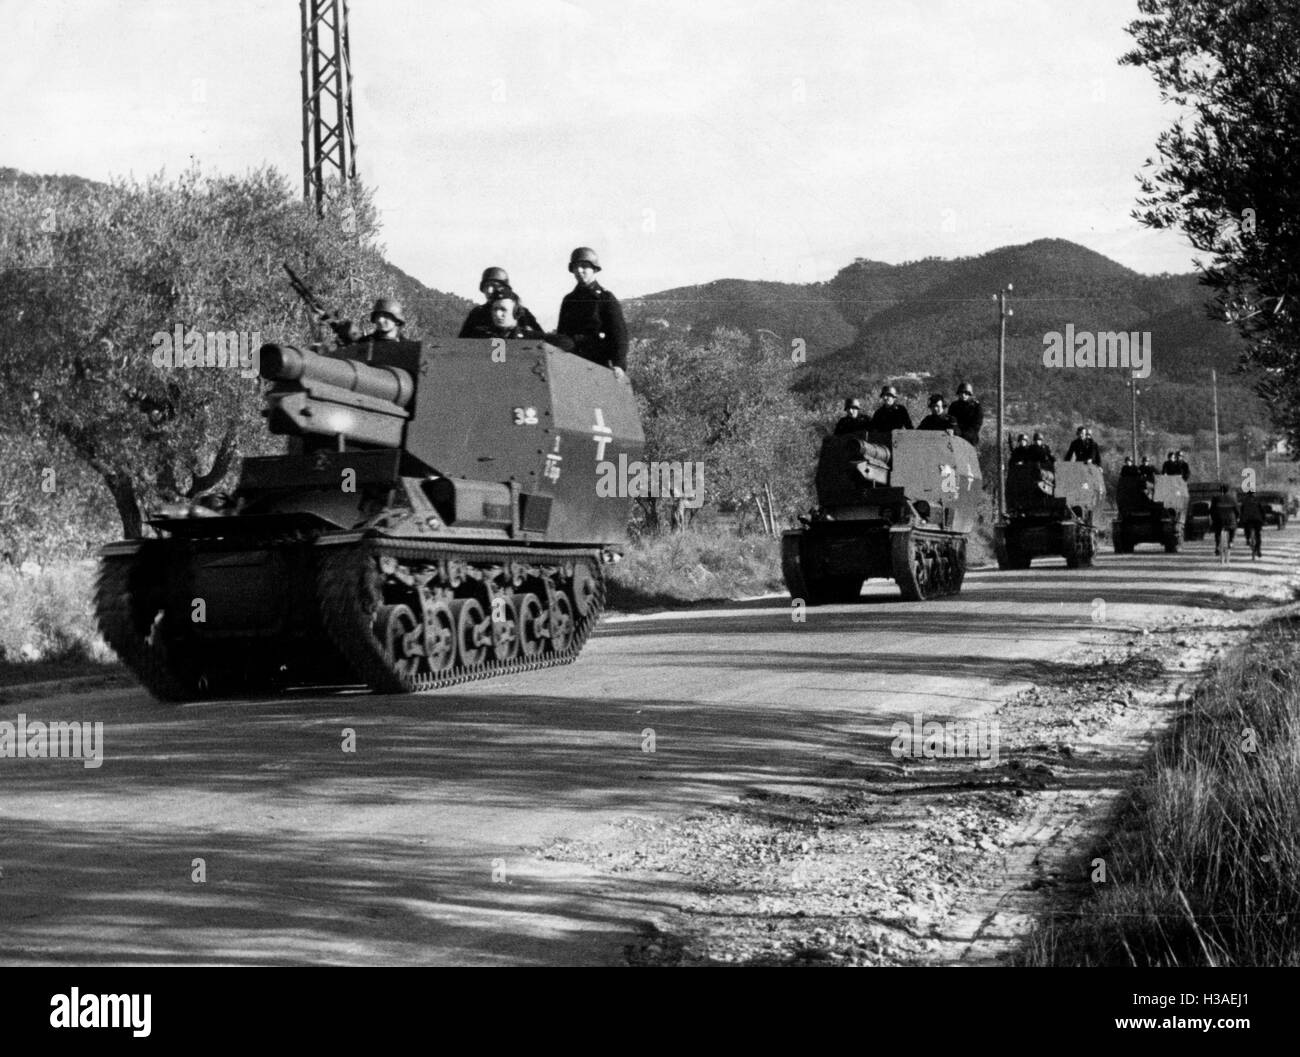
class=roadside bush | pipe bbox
[0,561,109,666]
[606,525,783,609]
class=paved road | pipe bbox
[1,528,1295,964]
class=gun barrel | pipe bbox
[259,344,414,408]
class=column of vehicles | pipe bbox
[95,261,1292,700]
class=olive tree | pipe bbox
[0,167,392,539]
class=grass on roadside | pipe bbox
[0,561,113,676]
[606,526,785,610]
[1021,618,1300,966]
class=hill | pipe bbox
[625,238,1266,438]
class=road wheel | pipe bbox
[548,590,575,654]
[373,603,423,681]
[451,598,489,668]
[420,598,457,673]
[571,564,599,617]
[513,592,546,657]
[489,594,519,663]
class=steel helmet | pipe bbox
[480,266,509,287]
[844,397,862,411]
[568,246,602,271]
[957,382,973,395]
[880,385,898,398]
[370,298,405,325]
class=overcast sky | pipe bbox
[3,0,1198,325]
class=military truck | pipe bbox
[1112,473,1189,553]
[782,429,981,603]
[1258,490,1288,529]
[96,335,644,700]
[994,461,1103,569]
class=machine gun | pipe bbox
[283,263,363,347]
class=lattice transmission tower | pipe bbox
[300,0,356,213]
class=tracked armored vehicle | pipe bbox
[1112,473,1188,553]
[994,461,1103,569]
[782,429,981,604]
[96,335,644,700]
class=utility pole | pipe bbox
[1211,367,1222,479]
[300,0,356,214]
[1130,378,1139,463]
[994,285,1013,520]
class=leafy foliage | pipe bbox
[630,327,818,526]
[0,166,471,540]
[1122,0,1300,445]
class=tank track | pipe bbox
[1062,519,1096,568]
[891,527,966,601]
[993,523,1031,570]
[96,554,206,703]
[316,538,606,694]
[97,538,606,700]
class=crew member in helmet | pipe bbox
[459,266,542,338]
[1064,426,1101,466]
[1026,431,1055,467]
[917,393,958,433]
[556,247,629,375]
[464,291,544,340]
[834,397,868,435]
[949,382,983,448]
[1008,433,1034,466]
[868,385,914,438]
[369,298,405,341]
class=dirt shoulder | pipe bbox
[544,580,1300,966]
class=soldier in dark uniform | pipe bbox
[834,397,868,435]
[369,298,405,341]
[459,267,542,338]
[1211,484,1240,557]
[1119,455,1140,477]
[1064,426,1101,466]
[948,382,983,448]
[556,247,629,376]
[1026,431,1054,467]
[1138,455,1157,481]
[917,393,958,432]
[1162,451,1179,476]
[461,292,544,340]
[1008,433,1034,466]
[1239,489,1265,559]
[1173,449,1191,480]
[869,385,913,438]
